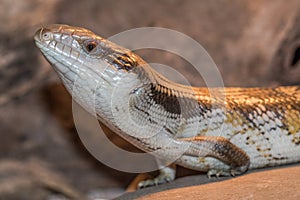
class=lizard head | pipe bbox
[34,24,146,114]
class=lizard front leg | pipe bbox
[138,136,250,188]
[179,136,250,177]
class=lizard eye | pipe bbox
[84,40,98,54]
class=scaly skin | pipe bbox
[34,24,300,187]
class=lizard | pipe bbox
[34,24,300,188]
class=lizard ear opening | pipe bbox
[110,52,138,71]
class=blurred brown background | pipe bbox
[0,0,299,199]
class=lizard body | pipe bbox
[34,24,300,187]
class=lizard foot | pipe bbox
[207,169,235,178]
[137,166,175,189]
[207,164,249,178]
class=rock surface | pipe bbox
[118,165,300,200]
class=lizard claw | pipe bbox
[138,173,174,189]
[207,164,249,178]
[207,169,231,178]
